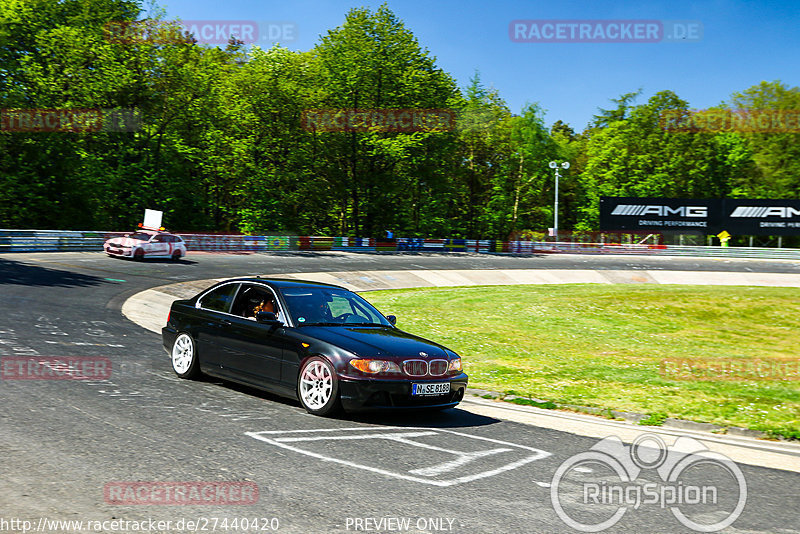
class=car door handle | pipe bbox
[220,320,232,327]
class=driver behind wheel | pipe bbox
[253,299,275,316]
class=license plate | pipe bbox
[412,382,450,396]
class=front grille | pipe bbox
[403,359,427,376]
[428,359,448,376]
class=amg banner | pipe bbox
[600,197,800,235]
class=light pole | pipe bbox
[548,161,570,242]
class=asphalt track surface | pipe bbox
[1,251,799,534]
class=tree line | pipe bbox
[1,0,798,239]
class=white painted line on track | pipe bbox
[246,426,551,487]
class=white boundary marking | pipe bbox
[245,426,551,487]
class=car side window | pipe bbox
[199,284,239,313]
[230,284,285,322]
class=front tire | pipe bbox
[133,248,144,261]
[298,357,341,416]
[171,333,200,379]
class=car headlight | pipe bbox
[448,358,462,372]
[349,359,401,374]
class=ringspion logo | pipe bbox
[551,434,746,532]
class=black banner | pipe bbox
[600,197,800,235]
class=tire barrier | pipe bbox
[2,229,800,260]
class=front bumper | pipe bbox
[338,373,468,412]
[104,244,131,257]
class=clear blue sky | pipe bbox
[148,0,800,131]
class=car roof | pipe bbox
[127,229,180,237]
[221,277,348,291]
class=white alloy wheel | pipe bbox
[171,333,199,378]
[298,357,340,416]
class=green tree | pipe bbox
[452,73,512,237]
[726,80,800,198]
[310,4,459,236]
[578,90,739,228]
[485,103,558,238]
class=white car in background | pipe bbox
[104,230,187,260]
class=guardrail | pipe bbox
[1,230,799,260]
[0,230,126,252]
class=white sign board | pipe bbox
[142,209,163,230]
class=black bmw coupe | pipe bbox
[162,278,468,415]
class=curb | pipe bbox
[467,389,785,441]
[459,394,800,473]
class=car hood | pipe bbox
[106,237,141,247]
[299,326,448,359]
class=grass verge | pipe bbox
[365,284,800,439]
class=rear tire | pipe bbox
[172,250,181,261]
[171,333,200,379]
[297,357,341,416]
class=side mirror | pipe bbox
[386,315,397,326]
[256,311,282,325]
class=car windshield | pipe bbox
[279,287,391,327]
[126,232,152,241]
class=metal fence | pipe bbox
[2,229,799,260]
